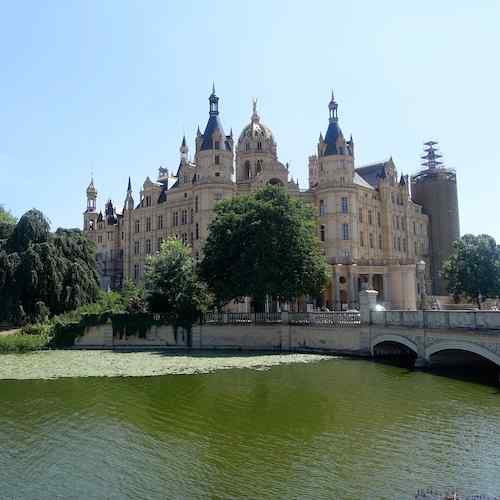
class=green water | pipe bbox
[1,357,499,499]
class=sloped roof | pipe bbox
[323,120,344,156]
[355,160,390,188]
[200,115,232,151]
[353,172,375,190]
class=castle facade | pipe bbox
[83,88,440,310]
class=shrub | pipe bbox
[0,333,48,353]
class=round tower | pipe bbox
[411,141,460,296]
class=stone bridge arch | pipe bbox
[425,341,500,368]
[371,334,419,356]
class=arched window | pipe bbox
[257,141,262,151]
[244,161,251,179]
[195,196,199,213]
[256,160,263,174]
[245,143,250,152]
[319,200,325,216]
[320,225,325,242]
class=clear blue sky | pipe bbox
[1,0,499,241]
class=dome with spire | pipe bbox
[198,85,232,152]
[319,92,353,158]
[86,177,97,197]
[238,99,274,144]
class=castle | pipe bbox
[83,87,459,310]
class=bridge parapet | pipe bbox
[370,310,500,331]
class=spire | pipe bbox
[86,176,97,212]
[421,140,443,170]
[328,91,338,122]
[209,84,219,116]
[251,98,260,122]
[180,134,188,161]
[127,177,132,192]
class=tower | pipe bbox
[84,177,98,232]
[411,141,460,296]
[124,177,134,211]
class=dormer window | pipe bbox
[214,141,220,150]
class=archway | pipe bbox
[268,178,283,186]
[372,335,418,367]
[426,342,500,386]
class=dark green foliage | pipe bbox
[0,205,16,242]
[199,185,329,307]
[442,234,500,308]
[0,210,100,324]
[0,333,48,353]
[144,237,208,332]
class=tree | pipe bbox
[0,205,16,242]
[199,185,329,309]
[144,238,208,334]
[442,234,500,308]
[0,210,100,324]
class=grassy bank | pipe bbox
[0,334,48,353]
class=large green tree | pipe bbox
[0,205,16,241]
[144,237,208,333]
[442,234,500,308]
[199,185,329,308]
[0,209,100,324]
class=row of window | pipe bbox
[319,223,350,242]
[319,197,349,216]
[132,225,200,256]
[360,231,383,250]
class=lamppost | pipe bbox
[416,260,426,310]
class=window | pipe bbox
[403,238,407,252]
[134,220,140,233]
[215,155,220,165]
[397,237,401,251]
[195,196,199,213]
[379,234,382,250]
[391,192,395,203]
[145,195,151,207]
[359,209,363,223]
[195,223,199,240]
[134,241,140,255]
[341,197,348,214]
[319,200,325,216]
[377,212,381,227]
[190,208,194,224]
[157,238,162,252]
[396,216,400,230]
[190,232,193,245]
[214,141,220,150]
[173,211,179,227]
[89,220,95,231]
[340,176,345,185]
[146,217,151,232]
[245,143,250,152]
[369,233,374,249]
[157,215,163,230]
[107,231,113,241]
[215,192,223,201]
[97,235,102,244]
[360,231,364,247]
[320,225,325,242]
[413,221,416,235]
[145,239,151,255]
[341,223,349,240]
[215,171,220,177]
[414,241,418,254]
[368,210,373,225]
[184,192,187,199]
[257,141,262,151]
[181,210,187,225]
[121,232,124,240]
[134,264,139,281]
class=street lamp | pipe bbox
[416,260,426,310]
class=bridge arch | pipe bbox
[426,341,500,368]
[371,335,418,356]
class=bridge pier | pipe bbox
[414,357,428,369]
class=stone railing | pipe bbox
[370,309,500,330]
[202,311,361,327]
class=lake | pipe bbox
[0,354,499,499]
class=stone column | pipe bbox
[359,289,378,324]
[368,272,374,290]
[335,266,341,310]
[383,272,391,309]
[348,268,355,307]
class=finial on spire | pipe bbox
[127,177,132,192]
[328,91,338,122]
[251,97,260,122]
[209,84,219,115]
[212,81,216,95]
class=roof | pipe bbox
[323,119,343,156]
[200,115,232,151]
[353,172,375,190]
[355,160,390,188]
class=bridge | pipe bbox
[369,309,500,380]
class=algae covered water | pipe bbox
[0,355,499,499]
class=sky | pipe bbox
[1,0,499,241]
